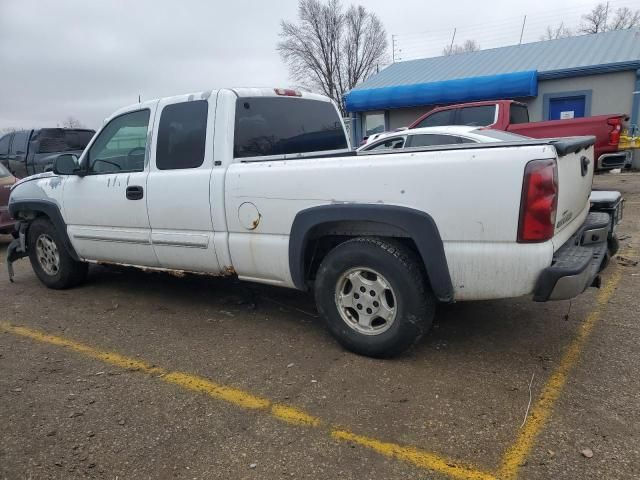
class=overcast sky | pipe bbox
[0,0,627,130]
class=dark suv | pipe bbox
[0,128,95,179]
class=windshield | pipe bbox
[36,129,95,154]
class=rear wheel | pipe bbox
[28,218,88,289]
[314,237,435,358]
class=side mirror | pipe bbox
[53,154,80,175]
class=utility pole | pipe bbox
[519,15,527,44]
[448,28,457,54]
[391,34,395,63]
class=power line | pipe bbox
[391,0,639,61]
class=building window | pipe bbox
[364,111,385,137]
[543,90,592,121]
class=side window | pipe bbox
[87,110,150,174]
[415,110,454,128]
[156,100,208,170]
[0,134,11,158]
[9,131,29,155]
[408,134,476,147]
[456,105,496,126]
[366,136,405,151]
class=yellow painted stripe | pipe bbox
[0,321,490,479]
[163,371,270,410]
[271,404,322,427]
[331,429,496,480]
[498,269,623,479]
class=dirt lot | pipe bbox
[1,173,639,480]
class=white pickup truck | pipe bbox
[7,88,622,357]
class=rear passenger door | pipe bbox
[146,94,222,273]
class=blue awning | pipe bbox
[344,70,538,112]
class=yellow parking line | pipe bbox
[0,321,492,480]
[331,429,496,480]
[498,269,623,479]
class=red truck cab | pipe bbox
[409,100,629,170]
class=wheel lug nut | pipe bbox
[354,293,359,299]
[357,304,362,310]
[373,301,379,307]
[360,287,366,293]
[370,290,375,296]
[366,308,372,314]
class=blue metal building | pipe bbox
[344,28,640,144]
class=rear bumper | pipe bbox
[597,150,630,170]
[533,211,613,302]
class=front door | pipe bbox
[64,104,159,266]
[146,94,221,273]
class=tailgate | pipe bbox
[552,137,594,236]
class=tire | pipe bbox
[27,217,88,289]
[314,237,435,358]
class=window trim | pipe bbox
[542,90,592,120]
[83,108,151,175]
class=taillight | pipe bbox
[607,117,621,145]
[517,159,558,243]
[274,88,302,97]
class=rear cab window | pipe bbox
[457,105,497,126]
[234,97,348,159]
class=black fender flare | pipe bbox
[289,204,454,302]
[9,199,80,261]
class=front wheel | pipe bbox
[28,218,88,289]
[314,237,435,358]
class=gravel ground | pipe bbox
[0,172,638,480]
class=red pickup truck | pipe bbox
[409,100,629,171]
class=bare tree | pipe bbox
[442,39,480,56]
[579,3,640,33]
[62,116,85,129]
[0,127,17,135]
[278,0,388,115]
[541,23,573,40]
[608,6,640,30]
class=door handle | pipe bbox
[126,185,144,200]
